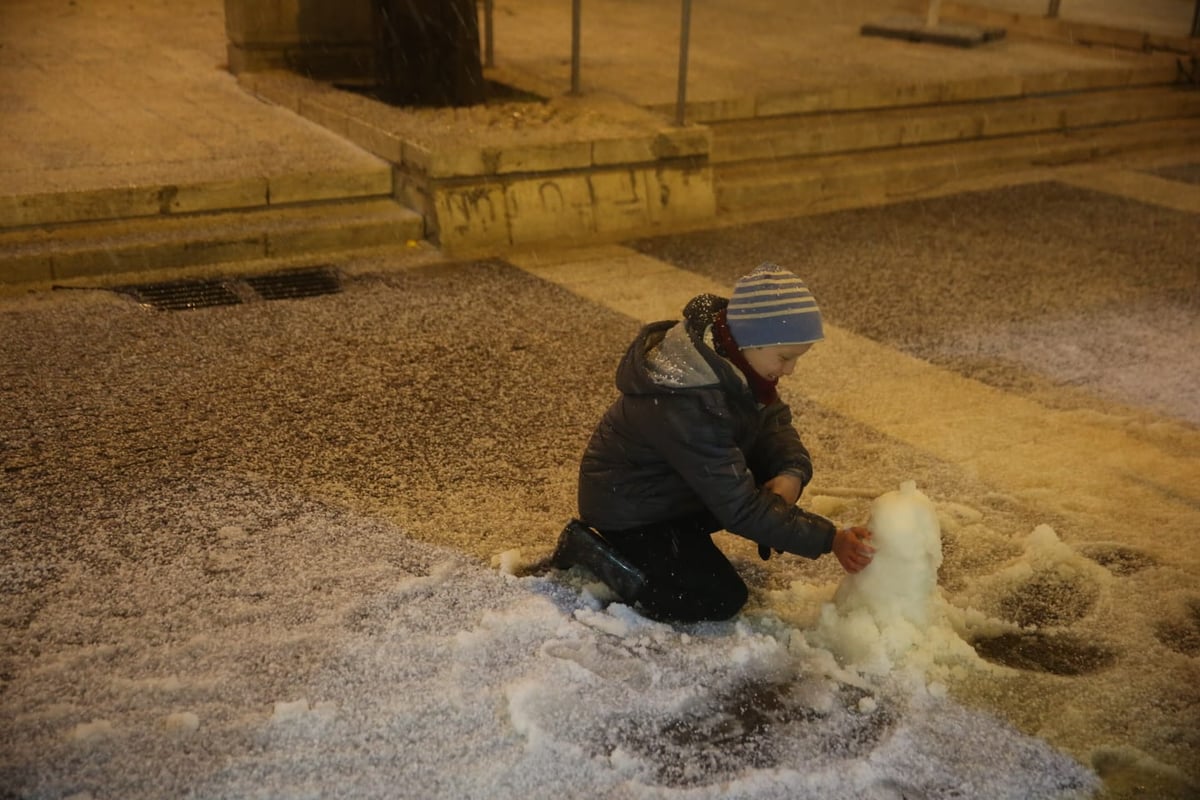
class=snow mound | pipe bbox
[809,481,979,676]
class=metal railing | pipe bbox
[478,0,696,125]
[472,0,1195,126]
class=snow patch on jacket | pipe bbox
[645,321,719,389]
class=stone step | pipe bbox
[715,117,1200,215]
[938,1,1200,54]
[0,162,394,230]
[665,62,1179,123]
[710,86,1200,164]
[0,198,424,285]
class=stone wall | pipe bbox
[224,0,374,77]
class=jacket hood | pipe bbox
[615,294,744,396]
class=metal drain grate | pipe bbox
[113,266,342,311]
[113,278,243,311]
[244,266,342,301]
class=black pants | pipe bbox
[600,513,748,623]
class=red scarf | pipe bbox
[712,309,779,406]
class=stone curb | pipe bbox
[0,199,423,284]
[710,86,1200,163]
[0,167,394,232]
[657,63,1182,123]
[939,2,1200,55]
[716,117,1200,215]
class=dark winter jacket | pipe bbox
[577,294,837,558]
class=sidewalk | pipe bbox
[0,1,390,201]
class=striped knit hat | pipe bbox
[726,262,824,348]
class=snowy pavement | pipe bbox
[0,474,1097,799]
[2,180,1199,798]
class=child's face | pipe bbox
[743,343,813,381]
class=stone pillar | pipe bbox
[224,0,374,79]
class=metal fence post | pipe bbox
[675,0,692,126]
[570,0,582,94]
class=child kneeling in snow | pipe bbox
[553,262,874,622]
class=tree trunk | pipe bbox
[372,0,486,107]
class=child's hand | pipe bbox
[833,527,875,573]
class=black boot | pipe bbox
[552,520,648,602]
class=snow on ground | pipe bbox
[1,473,1098,800]
[1,245,1197,798]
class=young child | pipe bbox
[553,262,875,622]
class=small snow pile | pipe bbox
[808,481,977,676]
[492,548,530,576]
[67,719,114,742]
[162,711,199,734]
[951,522,1111,635]
[270,698,336,725]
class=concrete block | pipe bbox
[393,169,434,218]
[860,15,1006,48]
[591,137,656,167]
[52,236,267,280]
[167,178,270,214]
[940,75,1024,103]
[0,256,54,285]
[237,70,312,111]
[757,83,939,117]
[266,216,414,257]
[503,175,596,246]
[431,183,509,252]
[652,128,711,159]
[346,117,405,164]
[0,187,162,228]
[978,105,1062,137]
[588,169,650,233]
[494,142,593,175]
[753,92,828,117]
[269,167,391,205]
[644,165,716,225]
[893,115,980,147]
[298,96,351,136]
[405,142,488,179]
[671,96,756,124]
[870,83,950,109]
[1059,66,1173,93]
[1018,71,1082,97]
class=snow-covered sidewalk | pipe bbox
[1,472,1096,799]
[2,228,1197,798]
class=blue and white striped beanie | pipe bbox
[726,262,824,348]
